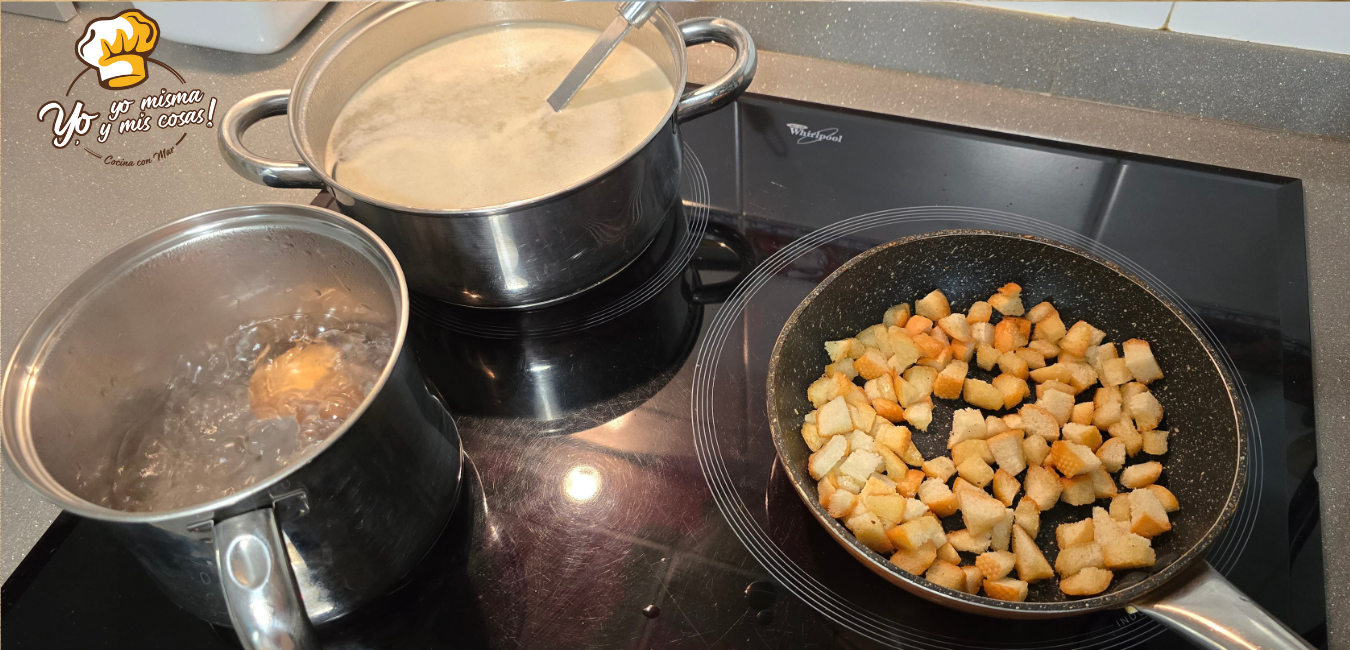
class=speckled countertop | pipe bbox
[5,3,1350,647]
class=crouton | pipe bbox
[1023,434,1051,467]
[1128,391,1164,431]
[1100,357,1133,387]
[993,373,1030,409]
[952,477,983,499]
[1101,534,1156,570]
[843,384,871,409]
[903,497,930,522]
[976,551,1017,580]
[802,423,825,452]
[1024,465,1063,511]
[1122,339,1164,384]
[1146,485,1180,513]
[951,343,975,363]
[991,508,1015,552]
[1059,474,1096,506]
[874,423,911,455]
[1128,489,1172,538]
[825,338,866,362]
[933,360,969,400]
[1035,381,1076,400]
[1120,462,1163,489]
[962,565,985,594]
[1087,467,1118,499]
[849,403,877,432]
[904,401,934,432]
[916,290,952,321]
[890,541,938,575]
[1037,389,1076,425]
[825,357,858,380]
[1096,438,1127,473]
[818,474,838,507]
[923,456,958,482]
[1050,440,1102,477]
[893,376,924,408]
[865,375,897,402]
[1142,430,1168,456]
[808,434,849,480]
[1015,497,1041,537]
[838,449,885,485]
[912,334,945,360]
[1067,363,1100,394]
[975,343,1002,372]
[1108,418,1144,456]
[1020,404,1061,441]
[1110,495,1131,522]
[827,489,858,518]
[902,441,925,466]
[938,313,974,343]
[1061,567,1114,596]
[1016,348,1048,370]
[987,431,1027,476]
[807,373,845,408]
[1056,542,1105,577]
[986,416,1010,436]
[896,468,926,497]
[1093,389,1124,428]
[971,322,996,347]
[1029,362,1075,386]
[903,365,937,396]
[862,473,897,497]
[988,283,1025,316]
[856,324,889,352]
[1062,423,1103,450]
[1057,518,1096,549]
[937,542,963,565]
[1060,321,1100,357]
[818,396,854,438]
[1024,301,1055,324]
[888,328,923,372]
[919,479,959,517]
[948,529,993,554]
[997,351,1030,379]
[948,407,988,448]
[1004,413,1024,429]
[865,494,909,528]
[1012,525,1055,582]
[952,439,994,467]
[877,445,909,482]
[855,349,891,381]
[846,512,895,553]
[959,490,1008,537]
[889,515,946,551]
[905,315,934,336]
[1028,339,1061,358]
[967,301,993,323]
[983,578,1029,602]
[836,473,864,494]
[958,456,996,488]
[1034,312,1067,343]
[1092,507,1122,546]
[883,304,912,328]
[964,378,1005,410]
[926,561,969,592]
[993,319,1029,352]
[993,469,1021,506]
[872,397,906,424]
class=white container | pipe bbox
[131,2,327,55]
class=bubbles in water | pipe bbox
[100,313,392,513]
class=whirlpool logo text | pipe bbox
[786,123,843,145]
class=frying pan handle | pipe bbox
[1129,561,1315,650]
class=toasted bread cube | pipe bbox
[1122,339,1164,384]
[808,373,843,408]
[988,283,1025,316]
[1024,465,1063,511]
[1062,423,1103,451]
[855,349,891,382]
[888,328,923,372]
[896,468,926,497]
[1034,312,1067,343]
[1087,467,1118,499]
[825,338,866,362]
[1092,507,1122,545]
[959,490,1007,537]
[1095,438,1126,474]
[966,300,993,324]
[984,578,1029,602]
[925,560,968,592]
[1142,429,1168,456]
[904,401,934,432]
[865,375,897,402]
[877,445,909,482]
[902,441,925,466]
[938,313,974,343]
[987,431,1027,476]
[826,489,858,518]
[889,515,945,551]
[915,289,951,320]
[1066,363,1100,394]
[948,407,988,449]
[961,564,985,594]
[847,512,895,553]
[843,384,871,410]
[951,343,976,364]
[1128,392,1164,432]
[872,397,906,424]
[1120,461,1163,489]
[948,529,993,554]
[849,429,877,454]
[991,507,1015,552]
[801,422,826,452]
[919,478,959,517]
[923,456,958,482]
[986,416,1011,436]
[836,471,864,494]
[1056,542,1105,577]
[952,439,994,467]
[838,449,885,484]
[975,343,1002,372]
[849,403,877,433]
[905,315,934,337]
[992,470,1021,506]
[1108,418,1144,456]
[1027,340,1059,358]
[1019,404,1060,442]
[903,497,931,522]
[993,319,1028,352]
[1128,489,1172,537]
[933,360,969,400]
[1023,434,1051,467]
[1100,357,1133,387]
[903,365,937,396]
[963,379,1005,411]
[825,357,858,380]
[808,434,849,480]
[1051,440,1102,477]
[1060,474,1097,506]
[847,495,871,519]
[971,322,995,347]
[1037,390,1075,425]
[890,541,937,575]
[1093,393,1123,429]
[950,477,982,499]
[1060,321,1098,357]
[862,473,898,497]
[874,423,911,454]
[993,373,1030,409]
[912,334,945,360]
[1014,497,1040,537]
[1035,381,1076,400]
[997,351,1030,379]
[1029,362,1073,385]
[1024,301,1055,324]
[893,376,925,408]
[866,494,909,528]
[818,474,839,507]
[1110,494,1132,522]
[1146,485,1179,513]
[856,324,886,351]
[976,550,1016,580]
[883,304,912,328]
[817,396,853,438]
[1057,518,1096,549]
[1012,525,1054,582]
[1004,413,1024,429]
[1015,349,1047,372]
[1061,567,1114,596]
[958,456,996,488]
[1102,534,1156,570]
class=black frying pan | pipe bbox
[766,231,1312,649]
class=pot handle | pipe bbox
[214,508,319,650]
[676,17,757,123]
[219,90,326,189]
[1129,560,1314,650]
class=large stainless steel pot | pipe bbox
[1,204,463,650]
[219,2,756,309]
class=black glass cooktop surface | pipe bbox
[2,94,1320,649]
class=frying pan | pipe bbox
[766,230,1314,650]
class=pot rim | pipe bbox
[288,2,689,218]
[0,204,411,524]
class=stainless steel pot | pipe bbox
[1,204,463,650]
[219,2,756,309]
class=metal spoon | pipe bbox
[547,1,659,112]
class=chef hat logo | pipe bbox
[76,9,160,90]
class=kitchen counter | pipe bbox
[5,3,1350,647]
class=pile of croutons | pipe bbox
[800,283,1176,601]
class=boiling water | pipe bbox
[326,22,675,210]
[95,314,393,513]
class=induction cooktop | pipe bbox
[1,93,1321,650]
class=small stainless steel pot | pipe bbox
[1,205,463,650]
[220,2,756,309]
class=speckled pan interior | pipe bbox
[766,230,1248,617]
